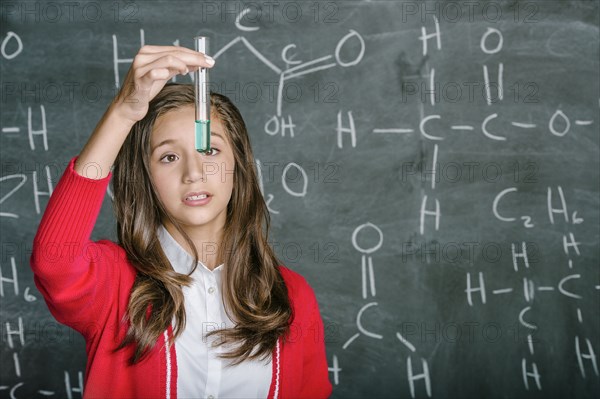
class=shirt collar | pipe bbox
[157,225,224,275]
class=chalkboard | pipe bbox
[1,0,599,398]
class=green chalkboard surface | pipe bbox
[1,1,599,398]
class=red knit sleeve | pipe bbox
[30,156,123,336]
[298,286,333,398]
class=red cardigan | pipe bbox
[30,156,332,399]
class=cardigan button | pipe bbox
[208,286,215,294]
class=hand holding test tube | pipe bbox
[194,36,210,153]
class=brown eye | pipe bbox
[204,148,220,156]
[160,154,178,163]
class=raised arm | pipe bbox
[31,45,215,331]
[75,45,215,179]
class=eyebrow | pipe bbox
[151,132,226,154]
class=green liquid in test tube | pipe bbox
[195,120,210,152]
[194,36,210,153]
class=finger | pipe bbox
[142,68,172,83]
[139,45,200,55]
[137,48,215,68]
[135,55,189,80]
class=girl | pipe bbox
[30,45,332,399]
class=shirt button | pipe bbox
[207,395,215,399]
[208,287,215,294]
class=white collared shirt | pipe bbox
[157,226,272,399]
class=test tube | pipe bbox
[194,36,210,153]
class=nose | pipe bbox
[182,153,205,183]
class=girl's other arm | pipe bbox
[300,288,333,398]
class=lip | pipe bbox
[182,191,212,206]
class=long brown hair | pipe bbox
[112,83,291,365]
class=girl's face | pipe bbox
[149,105,235,236]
